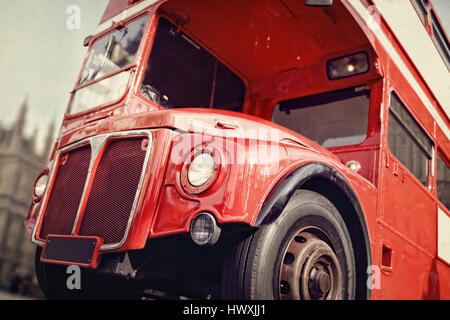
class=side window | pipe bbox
[388,92,433,186]
[437,153,450,209]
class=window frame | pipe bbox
[436,150,450,210]
[387,90,434,188]
[411,0,429,27]
[65,11,152,118]
[136,15,248,112]
[271,85,372,149]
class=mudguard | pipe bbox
[255,162,372,299]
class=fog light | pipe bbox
[190,213,221,246]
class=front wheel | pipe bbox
[222,190,356,300]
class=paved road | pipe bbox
[0,290,36,300]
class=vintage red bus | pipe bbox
[25,0,449,299]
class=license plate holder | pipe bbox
[41,235,103,267]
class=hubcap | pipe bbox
[279,231,342,300]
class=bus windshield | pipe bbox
[68,14,149,115]
[139,17,245,112]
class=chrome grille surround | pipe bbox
[32,130,153,251]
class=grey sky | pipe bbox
[0,0,448,154]
[0,0,108,153]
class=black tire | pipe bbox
[35,247,140,300]
[222,190,356,300]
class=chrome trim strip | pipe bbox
[70,135,109,235]
[99,130,153,251]
[32,130,153,252]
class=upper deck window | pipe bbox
[272,86,370,148]
[79,15,149,86]
[431,10,450,69]
[411,0,450,69]
[411,0,428,25]
[68,14,149,115]
[139,18,245,111]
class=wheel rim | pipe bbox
[279,230,342,300]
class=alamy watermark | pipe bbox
[367,265,381,290]
[66,265,81,290]
[170,123,283,175]
[66,5,81,30]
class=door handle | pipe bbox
[215,119,240,129]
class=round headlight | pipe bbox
[34,174,48,197]
[187,152,215,187]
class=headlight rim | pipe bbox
[33,171,49,199]
[180,145,221,195]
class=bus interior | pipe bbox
[142,0,383,184]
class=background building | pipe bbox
[0,98,53,297]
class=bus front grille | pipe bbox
[38,133,150,247]
[39,145,91,240]
[78,138,147,244]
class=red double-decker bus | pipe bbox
[25,0,449,300]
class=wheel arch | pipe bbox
[254,162,372,300]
